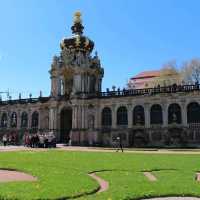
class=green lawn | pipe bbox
[0,150,200,200]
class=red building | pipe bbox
[128,70,160,89]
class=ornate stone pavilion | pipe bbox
[1,12,200,147]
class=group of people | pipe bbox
[1,132,56,148]
[2,133,18,146]
[23,132,56,148]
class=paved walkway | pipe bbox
[1,145,200,154]
[57,146,200,154]
[0,146,47,152]
[88,172,109,193]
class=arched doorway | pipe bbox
[117,106,128,126]
[168,103,182,124]
[187,102,200,123]
[150,104,163,125]
[133,105,145,125]
[60,108,72,143]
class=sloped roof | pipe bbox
[131,70,160,80]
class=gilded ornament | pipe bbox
[74,11,82,23]
[84,38,90,47]
[75,36,81,47]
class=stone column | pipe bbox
[77,105,81,129]
[181,101,187,126]
[49,109,53,130]
[75,106,79,129]
[128,104,132,128]
[81,106,84,129]
[95,106,100,129]
[38,109,41,130]
[49,107,58,131]
[112,104,116,129]
[17,110,21,129]
[28,109,32,130]
[7,111,11,129]
[81,106,85,130]
[74,75,79,94]
[162,104,168,127]
[144,103,150,128]
[72,105,76,129]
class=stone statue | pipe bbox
[91,51,101,68]
[136,114,142,125]
[51,56,59,69]
[11,113,17,127]
[172,112,177,123]
[75,51,85,66]
[88,115,94,129]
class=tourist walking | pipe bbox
[116,136,123,152]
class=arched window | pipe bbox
[150,104,163,124]
[168,103,182,124]
[21,112,28,128]
[31,111,39,128]
[11,112,17,128]
[102,107,112,126]
[1,113,7,128]
[133,105,145,125]
[117,106,128,125]
[187,102,200,123]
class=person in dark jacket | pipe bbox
[116,136,123,152]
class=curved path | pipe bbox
[196,173,200,181]
[0,169,37,182]
[143,171,157,181]
[88,172,109,193]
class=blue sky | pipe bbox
[0,0,200,99]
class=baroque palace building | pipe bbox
[1,12,200,147]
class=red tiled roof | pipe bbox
[131,70,160,80]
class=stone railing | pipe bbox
[1,83,200,104]
[97,84,200,98]
[0,97,50,106]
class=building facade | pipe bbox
[1,12,200,147]
[128,70,160,89]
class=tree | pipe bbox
[153,60,182,87]
[181,58,200,84]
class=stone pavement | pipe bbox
[1,145,200,154]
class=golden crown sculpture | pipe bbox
[74,11,82,23]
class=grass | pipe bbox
[0,150,200,199]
